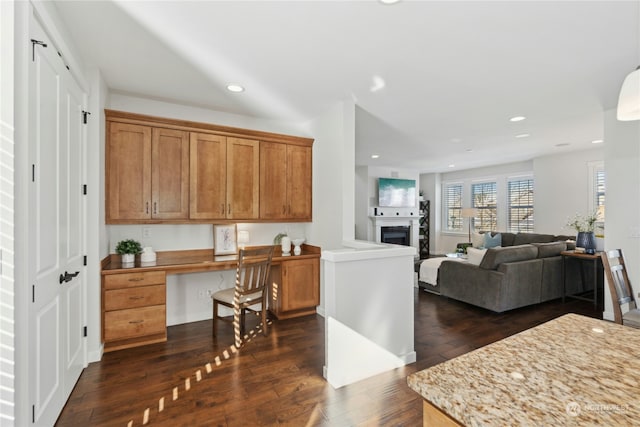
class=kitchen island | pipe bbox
[407,313,639,426]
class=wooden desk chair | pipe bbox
[212,246,274,347]
[601,249,640,328]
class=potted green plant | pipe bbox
[115,239,142,264]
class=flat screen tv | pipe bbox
[378,178,416,207]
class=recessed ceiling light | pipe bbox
[592,139,604,144]
[465,148,473,152]
[451,138,462,143]
[379,0,401,4]
[371,154,380,159]
[226,84,245,93]
[370,75,386,93]
[515,133,530,138]
[555,143,570,147]
[448,164,455,168]
[510,116,526,122]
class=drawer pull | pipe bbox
[129,296,144,300]
[128,320,144,324]
[128,277,144,282]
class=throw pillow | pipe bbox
[471,231,484,249]
[484,232,502,248]
[466,247,488,265]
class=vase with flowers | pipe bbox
[566,211,598,254]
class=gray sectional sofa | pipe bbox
[438,232,586,312]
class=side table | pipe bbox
[561,250,603,308]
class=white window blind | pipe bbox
[508,179,534,233]
[596,169,605,208]
[444,183,463,231]
[472,182,497,232]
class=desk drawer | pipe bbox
[104,271,166,290]
[104,305,166,341]
[105,284,166,311]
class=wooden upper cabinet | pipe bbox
[287,145,312,220]
[107,122,152,221]
[151,128,189,219]
[227,137,259,219]
[190,133,227,219]
[259,142,288,219]
[260,142,312,220]
[105,109,312,224]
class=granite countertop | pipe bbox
[407,313,640,426]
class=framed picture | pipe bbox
[213,224,237,255]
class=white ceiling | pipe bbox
[54,0,640,173]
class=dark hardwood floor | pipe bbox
[56,289,602,426]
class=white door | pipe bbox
[28,13,86,425]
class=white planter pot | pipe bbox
[121,253,135,264]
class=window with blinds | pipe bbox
[472,182,497,232]
[508,179,534,232]
[596,170,605,208]
[444,183,463,231]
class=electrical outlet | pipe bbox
[142,227,151,238]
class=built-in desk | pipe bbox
[101,244,320,352]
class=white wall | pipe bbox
[534,147,604,235]
[0,1,15,422]
[303,100,357,315]
[354,166,369,240]
[427,151,606,255]
[603,109,640,321]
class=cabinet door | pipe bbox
[107,122,151,220]
[282,258,320,311]
[152,128,189,219]
[259,141,288,219]
[227,137,259,219]
[190,133,227,219]
[287,145,312,220]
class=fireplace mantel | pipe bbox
[370,215,420,250]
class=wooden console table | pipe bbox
[101,244,320,352]
[561,250,603,308]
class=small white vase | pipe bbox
[281,236,291,255]
[121,253,135,264]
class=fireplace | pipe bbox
[381,226,411,246]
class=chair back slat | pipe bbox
[601,249,637,325]
[235,247,274,296]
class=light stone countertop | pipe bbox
[407,313,640,426]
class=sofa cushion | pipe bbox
[484,233,502,248]
[467,247,488,265]
[472,231,485,248]
[533,241,567,258]
[497,232,516,246]
[513,233,555,245]
[479,244,539,270]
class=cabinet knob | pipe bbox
[228,204,231,215]
[220,204,224,215]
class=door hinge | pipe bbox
[83,326,87,337]
[82,110,91,124]
[83,255,87,266]
[32,164,35,182]
[32,404,35,423]
[82,184,87,195]
[30,39,47,62]
[32,285,35,303]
